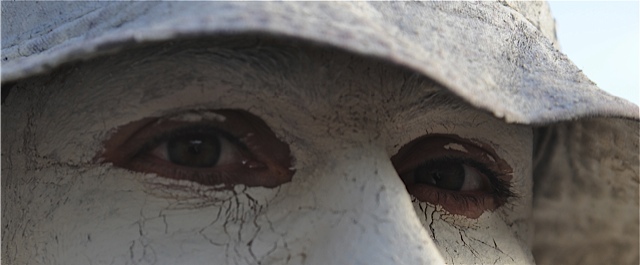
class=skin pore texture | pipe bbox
[2,38,534,264]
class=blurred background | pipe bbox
[549,1,639,105]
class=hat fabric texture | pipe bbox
[1,1,638,264]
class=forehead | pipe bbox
[69,37,460,108]
[50,38,473,118]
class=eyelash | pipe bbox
[415,156,516,206]
[391,134,517,218]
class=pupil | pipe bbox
[188,140,202,153]
[414,161,465,190]
[167,134,221,167]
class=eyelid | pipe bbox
[101,111,254,166]
[99,109,295,189]
[392,134,512,180]
[98,117,159,165]
[405,156,498,191]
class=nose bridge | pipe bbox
[305,146,446,265]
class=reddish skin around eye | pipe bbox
[99,109,294,189]
[391,134,513,219]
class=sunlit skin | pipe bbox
[1,38,534,264]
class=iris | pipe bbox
[167,133,221,167]
[414,160,465,190]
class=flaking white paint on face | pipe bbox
[1,38,533,264]
[166,110,227,123]
[444,143,468,153]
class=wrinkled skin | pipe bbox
[2,38,534,264]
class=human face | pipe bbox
[1,38,534,264]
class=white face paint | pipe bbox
[1,38,533,264]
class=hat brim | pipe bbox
[2,1,637,124]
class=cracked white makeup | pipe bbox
[166,110,227,123]
[1,38,534,264]
[444,143,467,153]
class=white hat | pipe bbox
[2,1,638,264]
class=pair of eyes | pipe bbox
[101,109,514,218]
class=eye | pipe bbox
[407,159,487,191]
[147,127,243,168]
[161,131,222,168]
[99,109,294,189]
[391,135,515,218]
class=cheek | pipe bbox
[2,166,264,264]
[4,166,150,264]
[411,201,535,264]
